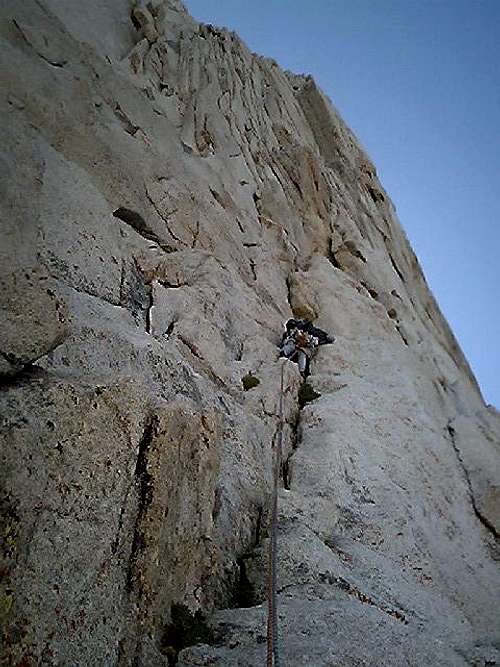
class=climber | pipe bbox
[279,318,334,376]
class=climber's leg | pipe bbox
[297,351,308,375]
[280,340,295,358]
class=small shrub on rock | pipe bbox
[298,383,321,408]
[242,373,260,391]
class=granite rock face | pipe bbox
[0,1,499,665]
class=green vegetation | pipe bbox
[162,603,214,665]
[298,383,321,409]
[242,373,260,391]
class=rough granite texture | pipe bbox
[0,1,499,666]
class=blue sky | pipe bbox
[186,0,500,407]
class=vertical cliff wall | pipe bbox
[1,1,499,665]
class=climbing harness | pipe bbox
[266,361,284,667]
[280,326,319,377]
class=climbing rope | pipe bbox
[266,361,285,667]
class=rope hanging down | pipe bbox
[266,361,285,667]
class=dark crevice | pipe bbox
[0,348,29,371]
[252,192,261,212]
[437,376,448,393]
[229,557,258,609]
[328,249,341,269]
[191,220,200,248]
[113,103,140,136]
[177,342,231,394]
[161,603,214,666]
[447,422,500,540]
[44,57,65,68]
[0,332,67,379]
[0,364,48,391]
[130,10,141,30]
[319,571,409,625]
[13,19,68,67]
[235,342,243,362]
[178,334,202,359]
[360,281,379,300]
[126,416,156,594]
[158,280,187,289]
[60,279,122,309]
[145,283,154,334]
[289,176,303,199]
[226,505,266,611]
[249,259,257,281]
[120,258,151,328]
[165,320,176,337]
[143,191,186,247]
[425,306,436,324]
[209,188,226,209]
[389,252,406,283]
[396,325,409,346]
[283,458,291,490]
[323,536,354,565]
[113,208,174,253]
[367,185,385,204]
[344,240,367,263]
[285,275,293,310]
[268,161,287,194]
